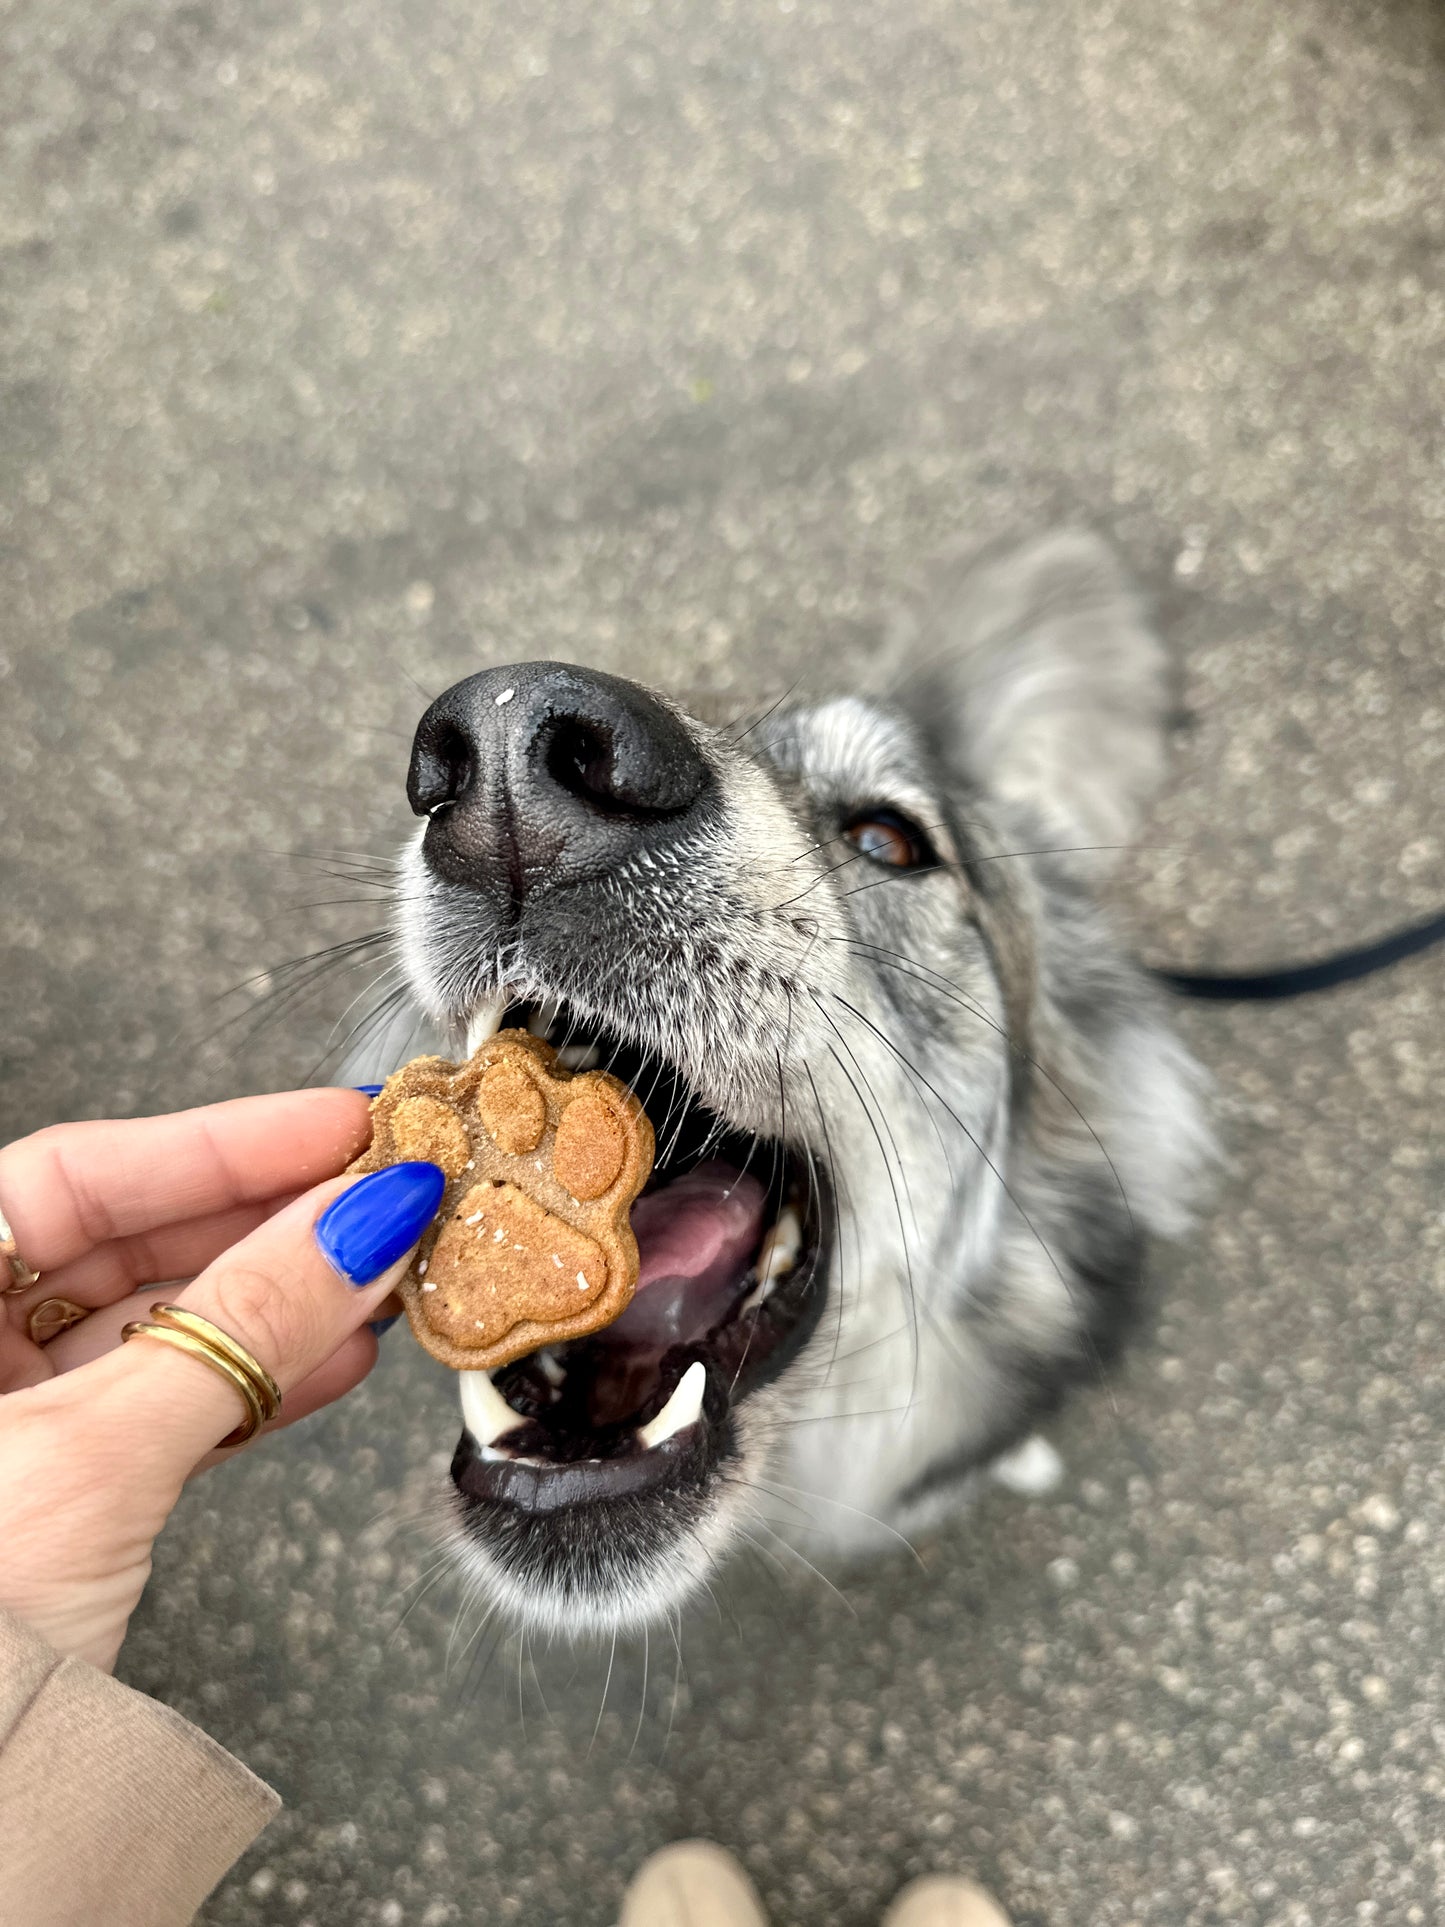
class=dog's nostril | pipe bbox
[537,700,706,820]
[544,719,625,813]
[409,719,473,816]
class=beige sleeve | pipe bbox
[0,1609,280,1927]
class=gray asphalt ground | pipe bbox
[4,0,1445,1921]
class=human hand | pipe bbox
[0,1091,443,1672]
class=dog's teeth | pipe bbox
[637,1360,706,1450]
[757,1206,802,1284]
[465,993,510,1054]
[459,1369,524,1448]
[557,1042,600,1072]
[536,1349,566,1388]
[737,1206,805,1317]
[527,1001,561,1040]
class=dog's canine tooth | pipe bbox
[736,1207,805,1318]
[756,1206,802,1284]
[464,992,510,1055]
[459,1368,524,1449]
[557,1042,600,1072]
[523,1001,598,1063]
[637,1360,706,1449]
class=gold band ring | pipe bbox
[28,1297,90,1346]
[1,1206,40,1296]
[121,1304,283,1448]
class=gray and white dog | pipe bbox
[352,530,1210,1639]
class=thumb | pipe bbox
[78,1161,445,1475]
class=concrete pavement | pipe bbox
[3,0,1444,1919]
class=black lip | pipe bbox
[452,1410,712,1510]
[451,1413,712,1512]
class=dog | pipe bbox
[349,530,1210,1639]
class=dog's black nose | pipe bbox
[409,662,712,903]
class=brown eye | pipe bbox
[841,809,938,872]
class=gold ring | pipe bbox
[1,1206,40,1296]
[28,1297,90,1346]
[121,1304,283,1447]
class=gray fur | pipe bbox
[887,529,1171,862]
[371,530,1211,1637]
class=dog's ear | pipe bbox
[890,531,1169,863]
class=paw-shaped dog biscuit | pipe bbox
[348,1031,654,1371]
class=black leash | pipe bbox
[1154,905,1445,1002]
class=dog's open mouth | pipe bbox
[450,997,828,1516]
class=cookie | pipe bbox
[349,1031,654,1371]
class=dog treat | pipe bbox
[349,1031,654,1371]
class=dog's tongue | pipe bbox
[609,1161,768,1351]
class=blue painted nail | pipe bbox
[316,1163,445,1286]
[369,1314,402,1337]
[353,1084,385,1099]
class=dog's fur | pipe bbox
[353,530,1210,1637]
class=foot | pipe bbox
[882,1876,1014,1927]
[619,1840,770,1927]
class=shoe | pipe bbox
[619,1840,770,1927]
[882,1875,1013,1927]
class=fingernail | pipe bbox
[369,1314,402,1337]
[353,1084,385,1099]
[316,1163,445,1286]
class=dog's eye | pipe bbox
[841,809,938,872]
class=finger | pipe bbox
[0,1336,53,1395]
[0,1089,373,1276]
[192,1328,381,1473]
[4,1191,305,1317]
[36,1296,387,1462]
[67,1161,444,1473]
[255,1326,380,1430]
[38,1284,390,1396]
